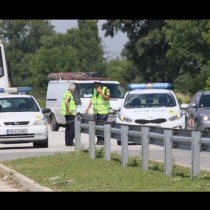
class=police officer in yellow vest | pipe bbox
[86,81,110,145]
[61,83,76,146]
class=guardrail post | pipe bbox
[121,125,128,167]
[141,127,149,170]
[191,131,201,178]
[89,121,96,159]
[75,118,81,152]
[104,124,111,161]
[164,130,173,176]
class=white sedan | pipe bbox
[0,87,51,148]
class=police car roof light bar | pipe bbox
[128,83,172,91]
[0,87,32,93]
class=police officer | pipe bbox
[61,83,76,146]
[86,81,110,145]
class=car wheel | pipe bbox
[33,138,48,148]
[50,113,59,131]
[117,140,121,145]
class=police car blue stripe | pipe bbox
[127,83,172,91]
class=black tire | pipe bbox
[50,113,59,131]
[33,138,48,148]
[117,140,121,145]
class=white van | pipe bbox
[46,73,124,131]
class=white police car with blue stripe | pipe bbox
[116,83,185,129]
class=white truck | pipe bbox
[46,72,124,131]
[0,40,11,88]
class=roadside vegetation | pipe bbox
[2,149,210,192]
[1,20,210,100]
[175,92,192,104]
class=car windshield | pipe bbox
[199,95,210,107]
[76,83,124,99]
[124,93,176,108]
[0,97,40,112]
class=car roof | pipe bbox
[127,89,172,94]
[202,91,210,95]
[49,80,120,84]
[0,94,32,99]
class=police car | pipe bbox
[116,83,185,129]
[0,87,51,148]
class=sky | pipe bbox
[50,20,128,59]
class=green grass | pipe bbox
[2,149,210,191]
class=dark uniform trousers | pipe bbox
[65,115,75,145]
[94,114,108,144]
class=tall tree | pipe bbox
[165,20,210,93]
[0,20,55,86]
[103,20,169,82]
[24,33,79,94]
[103,20,210,94]
[23,20,106,94]
[106,58,138,88]
[75,20,105,73]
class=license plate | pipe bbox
[108,114,116,122]
[7,129,28,134]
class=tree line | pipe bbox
[1,19,210,99]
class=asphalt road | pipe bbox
[0,125,210,171]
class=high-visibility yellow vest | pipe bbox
[91,86,110,114]
[61,90,76,115]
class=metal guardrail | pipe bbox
[74,118,210,178]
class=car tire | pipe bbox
[33,138,48,148]
[50,113,59,131]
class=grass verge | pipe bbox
[2,148,210,191]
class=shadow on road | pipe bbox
[0,146,34,150]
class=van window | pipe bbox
[103,83,124,99]
[76,83,124,99]
[76,83,93,98]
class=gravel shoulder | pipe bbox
[0,170,27,192]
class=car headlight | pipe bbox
[169,111,183,121]
[201,115,209,121]
[34,119,48,126]
[118,113,132,123]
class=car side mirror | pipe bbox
[42,108,51,114]
[190,103,197,108]
[180,104,189,109]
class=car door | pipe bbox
[186,92,201,129]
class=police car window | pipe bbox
[124,93,175,108]
[124,95,141,108]
[0,98,39,112]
